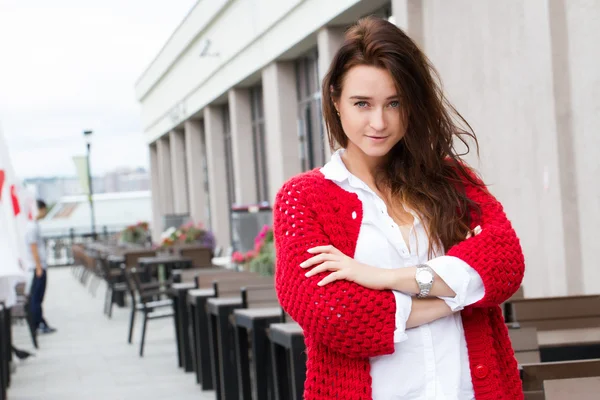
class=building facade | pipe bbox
[136,0,600,297]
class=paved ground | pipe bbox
[9,267,215,400]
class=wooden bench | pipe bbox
[521,358,600,400]
[186,270,256,389]
[169,267,220,372]
[175,245,214,268]
[512,295,600,330]
[543,376,600,400]
[206,275,274,400]
[508,326,541,364]
[268,316,306,400]
[233,284,282,400]
[503,285,524,323]
[511,295,600,362]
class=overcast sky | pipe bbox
[0,0,197,180]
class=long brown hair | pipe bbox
[322,16,484,255]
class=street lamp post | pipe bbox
[83,130,96,240]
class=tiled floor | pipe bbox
[9,267,215,400]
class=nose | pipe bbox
[369,108,387,132]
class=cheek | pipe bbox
[390,113,407,137]
[340,110,367,137]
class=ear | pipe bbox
[329,85,338,110]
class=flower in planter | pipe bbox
[120,220,150,245]
[157,221,216,250]
[247,225,275,276]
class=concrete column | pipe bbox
[149,143,163,243]
[156,135,174,215]
[548,0,583,295]
[185,120,209,225]
[228,88,258,205]
[169,130,189,214]
[317,26,346,159]
[204,106,231,250]
[262,61,300,203]
[392,0,424,48]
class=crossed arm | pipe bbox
[274,173,524,358]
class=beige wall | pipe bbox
[184,119,209,225]
[564,0,600,294]
[228,88,258,205]
[204,105,231,250]
[415,0,600,296]
[148,143,163,242]
[262,61,301,202]
[156,136,174,216]
[169,130,189,214]
[317,26,346,158]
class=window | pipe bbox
[295,48,326,171]
[250,85,269,203]
[223,106,235,208]
[200,126,211,228]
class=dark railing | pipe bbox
[43,226,123,267]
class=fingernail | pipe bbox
[300,262,306,268]
[305,272,310,277]
[307,248,315,253]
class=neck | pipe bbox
[341,145,385,187]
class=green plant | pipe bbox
[247,225,275,276]
[120,221,149,245]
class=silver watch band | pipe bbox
[415,264,434,299]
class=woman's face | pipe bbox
[335,65,407,160]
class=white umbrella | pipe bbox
[0,124,26,307]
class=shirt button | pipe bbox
[474,364,488,379]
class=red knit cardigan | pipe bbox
[273,168,526,400]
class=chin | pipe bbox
[360,145,393,158]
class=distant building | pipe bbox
[103,167,150,193]
[40,191,152,237]
[24,168,150,205]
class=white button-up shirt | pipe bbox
[321,150,485,400]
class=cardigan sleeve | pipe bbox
[445,169,525,308]
[273,177,397,359]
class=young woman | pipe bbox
[273,17,525,400]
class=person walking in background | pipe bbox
[24,199,56,334]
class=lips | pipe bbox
[366,136,388,140]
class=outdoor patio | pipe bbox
[8,267,215,400]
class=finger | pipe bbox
[307,245,343,256]
[300,253,340,268]
[317,271,344,286]
[304,261,341,277]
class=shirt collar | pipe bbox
[321,149,422,224]
[321,149,375,193]
[320,149,350,183]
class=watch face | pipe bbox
[417,270,433,284]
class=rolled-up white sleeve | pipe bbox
[426,256,485,311]
[392,290,412,342]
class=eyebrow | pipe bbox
[349,95,399,100]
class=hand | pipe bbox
[301,245,392,290]
[35,268,43,278]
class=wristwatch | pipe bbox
[415,264,434,298]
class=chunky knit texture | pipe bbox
[273,168,525,400]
